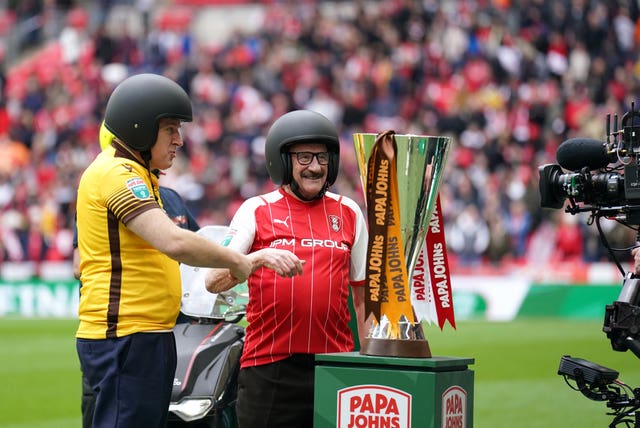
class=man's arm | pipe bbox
[127,208,253,282]
[205,248,305,293]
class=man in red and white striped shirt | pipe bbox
[206,110,368,428]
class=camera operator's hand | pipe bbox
[632,247,640,276]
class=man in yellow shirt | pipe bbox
[75,73,299,428]
[74,120,202,427]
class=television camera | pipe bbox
[539,102,640,356]
[540,103,640,426]
[539,102,640,223]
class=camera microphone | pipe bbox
[556,138,616,171]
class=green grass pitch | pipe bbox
[2,317,640,427]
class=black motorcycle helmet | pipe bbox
[265,110,340,187]
[104,73,192,152]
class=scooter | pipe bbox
[167,226,247,428]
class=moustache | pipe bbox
[301,172,325,180]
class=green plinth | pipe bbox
[314,352,474,428]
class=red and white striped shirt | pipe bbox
[226,188,367,368]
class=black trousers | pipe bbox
[77,332,176,428]
[236,354,315,428]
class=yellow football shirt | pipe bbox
[76,143,181,339]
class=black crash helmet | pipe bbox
[104,73,192,152]
[264,110,340,186]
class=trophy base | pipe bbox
[360,338,432,358]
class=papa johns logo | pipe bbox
[126,177,151,199]
[337,385,411,428]
[442,386,467,428]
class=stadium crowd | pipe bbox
[0,0,639,276]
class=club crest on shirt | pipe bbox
[126,177,151,199]
[329,215,341,232]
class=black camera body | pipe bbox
[539,104,640,222]
[625,161,640,200]
[623,117,640,200]
[603,273,640,357]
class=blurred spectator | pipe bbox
[447,205,490,267]
[1,0,640,275]
[505,199,533,261]
[552,213,584,262]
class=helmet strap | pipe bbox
[141,150,152,166]
[145,164,159,204]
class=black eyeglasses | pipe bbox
[289,151,330,165]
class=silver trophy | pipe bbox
[353,131,451,357]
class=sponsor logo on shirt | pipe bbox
[273,216,290,228]
[270,238,349,251]
[126,177,151,199]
